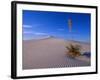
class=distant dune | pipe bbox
[22,37,90,69]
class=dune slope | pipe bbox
[22,38,90,69]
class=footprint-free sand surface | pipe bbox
[22,38,90,69]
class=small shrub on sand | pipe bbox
[66,44,81,58]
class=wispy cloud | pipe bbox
[23,31,33,34]
[23,25,32,28]
[34,32,46,35]
[23,31,47,35]
[23,24,47,35]
[23,24,43,28]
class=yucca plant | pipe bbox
[66,44,81,58]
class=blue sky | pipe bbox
[22,10,91,42]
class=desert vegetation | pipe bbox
[66,44,81,58]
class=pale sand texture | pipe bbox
[22,38,90,69]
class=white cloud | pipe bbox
[23,25,32,28]
[23,24,42,28]
[23,31,47,35]
[34,32,46,35]
[23,31,33,34]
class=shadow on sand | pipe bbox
[83,52,91,58]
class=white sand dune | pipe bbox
[22,38,90,69]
